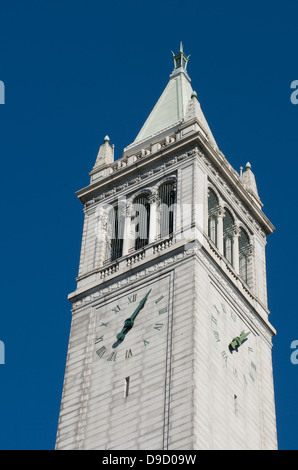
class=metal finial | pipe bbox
[172,43,190,71]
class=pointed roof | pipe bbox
[128,44,217,150]
[241,162,260,200]
[134,71,193,143]
[93,135,114,169]
[184,91,217,147]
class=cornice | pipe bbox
[76,127,275,235]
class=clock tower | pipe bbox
[56,44,278,450]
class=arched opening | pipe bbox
[108,205,124,261]
[158,181,176,238]
[223,208,234,266]
[239,228,250,284]
[208,188,219,246]
[133,193,150,250]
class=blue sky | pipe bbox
[0,0,297,450]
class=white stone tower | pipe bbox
[56,44,277,450]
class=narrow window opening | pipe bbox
[223,208,234,266]
[239,228,250,285]
[208,189,219,247]
[109,206,124,262]
[159,181,176,239]
[134,194,150,250]
[124,377,130,397]
[234,394,239,416]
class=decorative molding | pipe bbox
[72,247,190,310]
[205,160,266,238]
[84,147,198,208]
[72,239,273,350]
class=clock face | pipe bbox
[210,295,258,390]
[94,282,169,365]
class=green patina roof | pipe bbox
[131,45,217,149]
[134,70,193,143]
[124,44,217,152]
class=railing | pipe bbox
[153,236,173,254]
[126,249,145,266]
[99,260,119,279]
[97,236,174,281]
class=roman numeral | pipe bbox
[211,314,217,325]
[158,307,168,315]
[112,305,121,314]
[128,294,137,304]
[125,349,133,358]
[94,335,104,344]
[96,346,107,358]
[221,350,228,364]
[213,330,220,342]
[100,322,109,327]
[155,295,164,304]
[107,351,117,362]
[154,323,163,331]
[143,339,149,347]
[213,305,220,315]
[230,311,236,322]
[249,371,255,382]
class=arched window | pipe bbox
[223,208,234,265]
[133,193,150,250]
[108,205,124,262]
[239,228,250,284]
[208,188,219,246]
[158,181,176,238]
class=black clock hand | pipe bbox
[116,289,152,342]
[130,288,152,322]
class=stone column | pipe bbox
[94,206,110,266]
[217,206,224,254]
[122,201,135,255]
[148,192,160,244]
[233,225,241,274]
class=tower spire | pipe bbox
[125,43,218,149]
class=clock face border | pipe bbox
[206,279,267,448]
[209,280,259,392]
[91,273,174,369]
